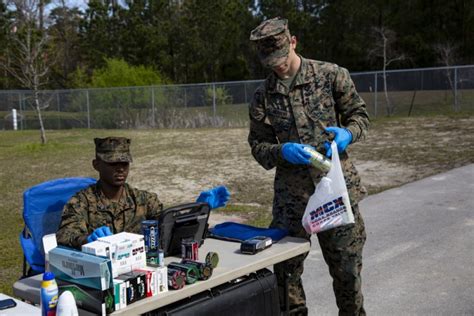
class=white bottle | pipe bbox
[56,291,79,316]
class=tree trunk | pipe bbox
[33,87,47,144]
[382,36,392,116]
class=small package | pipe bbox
[147,264,168,294]
[82,240,133,277]
[98,232,146,270]
[134,267,157,297]
[116,271,147,305]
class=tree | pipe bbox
[48,1,83,88]
[434,42,459,111]
[89,58,167,88]
[1,0,56,144]
[369,26,405,116]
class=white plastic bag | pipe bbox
[302,141,354,234]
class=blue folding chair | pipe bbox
[19,177,96,277]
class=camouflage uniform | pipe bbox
[249,18,369,315]
[56,137,164,249]
[56,182,163,249]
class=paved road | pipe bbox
[304,164,474,315]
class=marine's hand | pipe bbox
[87,226,112,243]
[197,185,230,209]
[324,127,352,158]
[281,143,313,165]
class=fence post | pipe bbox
[244,82,247,104]
[184,87,187,108]
[454,66,458,111]
[12,108,17,130]
[151,86,156,127]
[18,92,23,130]
[374,72,378,118]
[86,90,91,129]
[212,83,217,122]
[57,92,61,129]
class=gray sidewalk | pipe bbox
[304,164,474,315]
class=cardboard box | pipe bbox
[98,232,147,272]
[49,247,112,290]
[147,264,168,294]
[113,279,127,311]
[116,271,147,305]
[134,267,157,297]
[58,279,114,316]
[82,240,133,277]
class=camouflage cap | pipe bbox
[249,17,290,68]
[94,137,132,163]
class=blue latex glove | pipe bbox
[196,185,230,209]
[281,143,313,165]
[324,127,353,158]
[87,226,112,243]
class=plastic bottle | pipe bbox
[303,147,332,172]
[41,271,59,316]
[56,291,79,316]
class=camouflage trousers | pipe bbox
[272,205,366,316]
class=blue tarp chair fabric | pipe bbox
[208,222,288,242]
[19,177,96,274]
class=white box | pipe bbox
[94,232,146,277]
[147,265,168,294]
[82,240,133,278]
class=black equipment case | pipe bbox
[158,202,211,257]
[147,268,280,316]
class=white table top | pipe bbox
[0,293,40,316]
[13,236,310,316]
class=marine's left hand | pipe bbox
[196,185,230,209]
[324,127,353,158]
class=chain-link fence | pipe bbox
[0,65,472,130]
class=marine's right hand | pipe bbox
[87,226,112,243]
[281,143,313,165]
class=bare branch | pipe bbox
[386,54,406,67]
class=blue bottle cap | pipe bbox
[43,271,55,281]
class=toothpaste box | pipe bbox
[58,279,114,316]
[49,247,113,290]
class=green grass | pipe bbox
[0,114,473,296]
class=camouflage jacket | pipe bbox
[56,181,163,249]
[248,57,369,232]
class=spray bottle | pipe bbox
[41,272,58,316]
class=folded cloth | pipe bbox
[208,222,288,242]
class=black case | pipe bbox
[147,269,280,316]
[158,202,210,257]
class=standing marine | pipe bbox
[248,17,370,315]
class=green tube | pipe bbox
[205,252,219,269]
[168,262,199,284]
[181,259,213,280]
[304,147,332,172]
